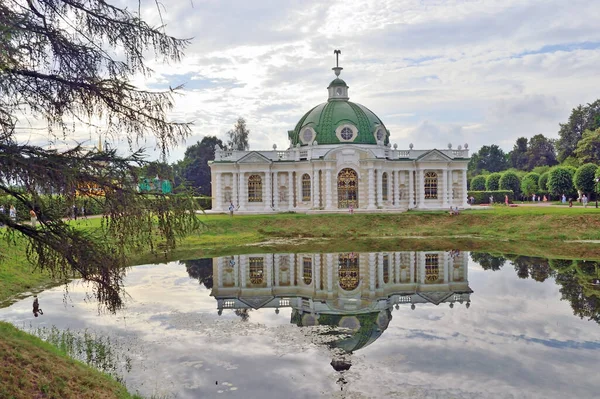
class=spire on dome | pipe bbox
[332,49,343,77]
[328,49,349,101]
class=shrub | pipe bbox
[499,171,521,198]
[538,172,550,191]
[547,167,575,197]
[470,175,487,191]
[467,190,514,204]
[573,163,598,196]
[520,173,540,197]
[485,173,502,191]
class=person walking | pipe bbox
[505,195,509,206]
[29,209,37,228]
[228,201,235,217]
[9,205,16,222]
[562,194,566,204]
[583,194,588,208]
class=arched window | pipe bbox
[425,254,439,283]
[248,174,263,202]
[302,173,311,201]
[382,172,388,201]
[303,257,312,285]
[338,253,359,290]
[249,257,264,285]
[424,172,438,199]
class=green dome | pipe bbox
[288,100,390,146]
[328,78,347,87]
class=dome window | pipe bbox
[375,127,385,142]
[301,127,315,145]
[335,124,357,142]
[341,127,353,140]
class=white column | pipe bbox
[442,169,449,208]
[394,252,401,283]
[274,255,280,287]
[264,170,272,211]
[408,170,415,209]
[288,171,294,211]
[325,168,333,210]
[409,252,415,283]
[367,167,375,209]
[273,171,279,211]
[233,255,239,287]
[232,171,239,208]
[313,168,320,208]
[394,170,400,208]
[217,257,224,287]
[297,172,303,208]
[462,170,469,207]
[326,253,333,292]
[369,253,376,293]
[314,254,321,291]
[443,252,449,283]
[418,169,425,208]
[214,172,223,211]
[266,254,273,287]
[377,253,384,288]
[289,254,295,286]
[240,255,247,287]
[239,172,246,211]
[463,253,468,281]
[376,168,383,207]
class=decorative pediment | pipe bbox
[417,291,454,305]
[238,296,275,309]
[237,151,272,164]
[417,149,452,162]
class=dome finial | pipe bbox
[333,49,343,77]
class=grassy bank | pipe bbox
[0,322,142,399]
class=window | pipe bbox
[376,128,384,141]
[303,128,313,143]
[340,127,353,140]
[424,172,438,199]
[382,172,388,201]
[425,254,439,283]
[248,174,263,202]
[336,87,343,96]
[303,257,312,285]
[302,174,311,201]
[338,252,359,291]
[249,257,264,284]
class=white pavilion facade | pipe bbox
[209,56,470,213]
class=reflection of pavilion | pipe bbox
[212,250,472,318]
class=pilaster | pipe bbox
[325,168,333,210]
[394,170,400,207]
[264,169,272,211]
[408,170,415,209]
[288,171,294,211]
[273,171,279,211]
[367,167,375,209]
[376,168,383,207]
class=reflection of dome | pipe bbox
[288,74,389,147]
[292,309,392,353]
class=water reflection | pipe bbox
[470,252,600,324]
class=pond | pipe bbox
[1,250,599,398]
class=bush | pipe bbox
[499,171,521,198]
[485,173,502,191]
[548,167,575,197]
[539,172,550,191]
[520,173,540,197]
[470,175,487,191]
[467,190,514,204]
[573,163,598,196]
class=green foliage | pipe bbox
[470,175,487,191]
[509,137,528,170]
[467,190,514,204]
[227,117,250,151]
[574,163,598,195]
[539,172,550,191]
[499,171,521,197]
[468,145,509,175]
[525,134,558,170]
[531,165,551,175]
[557,100,600,162]
[548,166,575,196]
[485,173,502,191]
[179,136,224,196]
[521,173,540,197]
[574,128,600,164]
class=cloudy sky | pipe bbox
[21,0,600,163]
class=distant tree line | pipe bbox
[468,99,600,201]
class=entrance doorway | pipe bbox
[338,168,358,209]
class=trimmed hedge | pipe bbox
[470,175,487,191]
[499,171,521,197]
[467,190,514,204]
[485,173,502,191]
[0,195,105,222]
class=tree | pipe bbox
[180,136,225,196]
[140,161,174,181]
[0,1,200,311]
[470,252,506,271]
[470,175,486,191]
[227,117,250,151]
[538,172,550,191]
[547,167,575,197]
[499,171,521,198]
[520,173,540,197]
[574,128,600,164]
[557,100,600,162]
[468,145,508,175]
[525,134,557,170]
[485,173,502,191]
[573,163,598,198]
[509,137,529,170]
